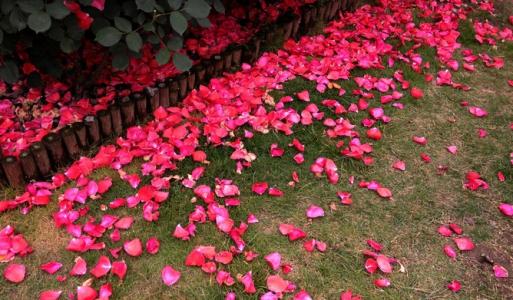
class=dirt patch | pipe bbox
[462,243,513,298]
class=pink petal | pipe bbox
[376,255,393,273]
[453,237,475,251]
[412,136,427,145]
[437,225,453,237]
[376,187,392,199]
[3,263,25,283]
[297,90,310,102]
[40,261,63,274]
[39,290,62,300]
[499,203,513,217]
[306,204,325,219]
[264,252,282,270]
[161,265,181,286]
[443,245,457,260]
[266,274,289,293]
[449,223,463,235]
[146,237,160,254]
[392,160,406,171]
[446,145,458,154]
[123,238,143,256]
[77,286,97,300]
[493,264,509,278]
[90,255,111,278]
[240,271,256,294]
[70,257,87,276]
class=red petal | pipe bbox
[449,223,463,235]
[146,237,160,254]
[437,225,453,237]
[374,278,391,288]
[185,249,205,267]
[366,239,383,252]
[365,258,378,274]
[251,182,268,195]
[70,257,87,276]
[392,160,406,171]
[447,280,461,292]
[112,260,127,280]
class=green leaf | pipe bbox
[196,17,211,28]
[60,38,77,53]
[46,1,70,19]
[48,25,65,41]
[147,34,160,44]
[183,0,210,19]
[167,35,183,51]
[135,0,156,13]
[0,29,3,44]
[173,52,192,71]
[213,0,225,14]
[169,11,187,35]
[0,60,20,84]
[167,0,183,10]
[17,0,44,14]
[9,8,27,31]
[114,16,132,32]
[95,26,122,47]
[125,31,142,52]
[112,51,129,70]
[142,22,155,32]
[156,47,170,65]
[27,11,51,33]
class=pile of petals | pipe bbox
[362,239,402,289]
[0,225,33,262]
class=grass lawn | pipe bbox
[1,2,513,300]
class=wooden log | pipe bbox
[292,15,302,40]
[30,142,51,177]
[43,132,66,168]
[148,87,160,112]
[223,49,233,71]
[19,150,38,180]
[119,96,136,127]
[187,70,196,91]
[169,79,180,105]
[158,81,170,108]
[73,122,88,149]
[177,73,188,99]
[204,59,215,81]
[84,116,101,146]
[213,55,224,77]
[109,104,123,136]
[232,45,243,67]
[133,92,147,121]
[97,109,113,138]
[1,156,24,188]
[61,126,80,160]
[193,64,206,87]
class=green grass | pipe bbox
[2,7,513,300]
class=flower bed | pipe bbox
[0,0,348,187]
